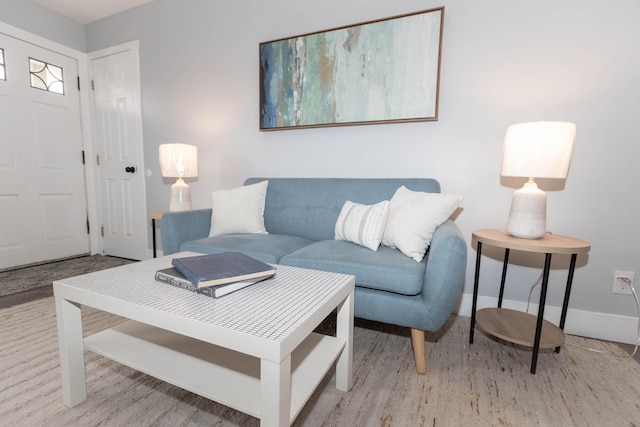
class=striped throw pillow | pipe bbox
[334,200,390,251]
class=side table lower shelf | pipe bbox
[475,308,565,349]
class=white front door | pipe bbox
[90,43,147,260]
[0,32,89,270]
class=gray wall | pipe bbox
[0,0,85,51]
[6,0,640,340]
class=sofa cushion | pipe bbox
[280,240,427,296]
[244,177,441,242]
[179,233,312,264]
[382,186,463,262]
[209,180,268,237]
[334,200,389,251]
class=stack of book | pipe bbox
[155,252,276,298]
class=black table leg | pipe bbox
[152,218,157,258]
[531,252,553,374]
[556,253,578,352]
[470,241,482,344]
[498,248,510,308]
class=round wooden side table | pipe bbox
[469,228,590,374]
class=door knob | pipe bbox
[125,166,136,173]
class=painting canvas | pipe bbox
[259,7,444,131]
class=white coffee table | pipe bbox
[53,252,355,427]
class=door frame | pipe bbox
[0,21,100,256]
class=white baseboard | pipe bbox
[457,293,640,345]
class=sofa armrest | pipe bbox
[160,209,212,255]
[422,220,467,324]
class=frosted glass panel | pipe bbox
[0,48,5,80]
[29,57,64,95]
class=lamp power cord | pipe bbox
[617,276,640,356]
[525,273,640,357]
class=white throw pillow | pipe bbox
[208,180,269,237]
[382,186,463,262]
[334,200,390,251]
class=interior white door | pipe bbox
[0,32,89,270]
[91,45,147,260]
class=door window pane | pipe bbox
[0,48,5,80]
[29,57,64,94]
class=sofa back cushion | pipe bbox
[243,178,441,242]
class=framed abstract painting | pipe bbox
[259,7,444,131]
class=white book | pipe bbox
[155,267,261,298]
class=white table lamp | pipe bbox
[159,143,198,212]
[501,121,576,239]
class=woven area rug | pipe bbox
[1,297,639,426]
[0,256,134,297]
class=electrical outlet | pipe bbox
[613,270,635,295]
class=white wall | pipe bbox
[0,0,85,51]
[79,0,639,343]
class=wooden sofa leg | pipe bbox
[411,328,426,374]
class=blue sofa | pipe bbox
[161,178,467,373]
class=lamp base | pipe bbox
[506,180,546,239]
[169,177,192,212]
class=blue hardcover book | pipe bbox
[171,252,276,289]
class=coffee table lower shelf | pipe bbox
[84,320,345,422]
[475,308,565,348]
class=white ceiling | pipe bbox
[33,0,157,24]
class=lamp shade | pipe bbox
[500,121,576,239]
[501,121,576,179]
[159,143,198,178]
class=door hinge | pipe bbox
[82,150,85,165]
[96,155,100,166]
[77,76,80,91]
[86,217,90,234]
[91,80,95,90]
[101,225,104,237]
